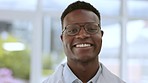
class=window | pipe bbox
[1,0,148,83]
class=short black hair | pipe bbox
[61,1,101,27]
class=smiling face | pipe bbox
[61,9,103,63]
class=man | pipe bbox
[43,1,126,83]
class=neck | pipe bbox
[67,59,100,82]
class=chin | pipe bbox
[76,55,98,63]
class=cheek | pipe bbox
[62,37,75,58]
[98,38,102,45]
[62,39,69,55]
[94,36,102,48]
[62,36,73,50]
[62,40,68,50]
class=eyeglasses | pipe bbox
[62,22,101,36]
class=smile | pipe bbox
[75,44,92,48]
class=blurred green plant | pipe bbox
[0,34,30,80]
[42,53,56,76]
[42,55,53,69]
[42,69,54,76]
[42,52,65,76]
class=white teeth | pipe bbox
[76,44,91,47]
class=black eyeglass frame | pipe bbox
[62,22,101,36]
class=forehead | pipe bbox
[63,9,100,27]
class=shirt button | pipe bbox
[90,81,93,83]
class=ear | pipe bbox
[60,34,63,42]
[101,30,104,37]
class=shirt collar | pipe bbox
[63,63,102,83]
[88,63,102,83]
[63,63,80,83]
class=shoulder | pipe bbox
[100,63,126,83]
[42,63,66,83]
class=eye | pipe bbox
[66,25,79,34]
[67,28,78,33]
[86,24,98,33]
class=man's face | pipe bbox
[61,9,103,63]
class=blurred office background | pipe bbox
[0,0,148,83]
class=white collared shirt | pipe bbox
[63,63,102,83]
[43,62,126,83]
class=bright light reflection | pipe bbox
[3,42,25,51]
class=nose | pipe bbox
[75,27,90,39]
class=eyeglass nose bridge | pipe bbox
[76,25,89,35]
